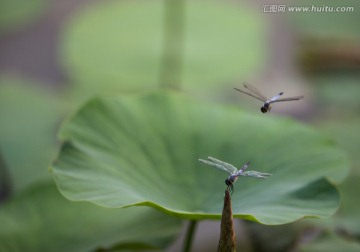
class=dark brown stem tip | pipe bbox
[217,189,236,252]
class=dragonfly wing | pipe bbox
[272,96,304,102]
[198,159,233,175]
[243,82,268,101]
[234,88,265,102]
[207,157,238,174]
[241,170,272,178]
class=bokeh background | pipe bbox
[1,0,359,251]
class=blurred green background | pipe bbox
[0,0,359,251]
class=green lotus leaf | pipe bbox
[0,183,181,252]
[312,119,360,235]
[61,0,265,96]
[298,230,360,252]
[317,119,360,165]
[51,92,349,225]
[0,77,65,193]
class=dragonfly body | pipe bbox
[261,92,283,113]
[199,157,271,194]
[225,174,240,194]
[234,83,303,113]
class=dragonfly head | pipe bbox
[225,178,234,195]
[261,103,271,113]
[225,178,232,187]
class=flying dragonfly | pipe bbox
[198,157,271,194]
[234,82,304,113]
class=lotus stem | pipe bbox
[183,220,197,252]
[159,0,185,90]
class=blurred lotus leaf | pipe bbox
[314,119,360,235]
[61,0,265,96]
[51,92,349,225]
[0,183,181,252]
[298,230,360,252]
[0,77,65,194]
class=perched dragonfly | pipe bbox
[198,157,271,194]
[234,82,304,113]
